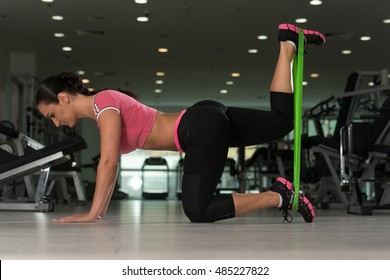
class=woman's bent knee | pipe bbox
[184,208,213,223]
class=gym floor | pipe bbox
[1,199,390,260]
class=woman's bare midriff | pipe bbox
[142,111,181,151]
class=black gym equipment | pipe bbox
[0,135,87,211]
[301,70,390,213]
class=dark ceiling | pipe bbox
[1,0,390,110]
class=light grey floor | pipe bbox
[1,199,390,260]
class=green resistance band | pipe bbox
[292,28,305,210]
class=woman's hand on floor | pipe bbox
[52,213,97,223]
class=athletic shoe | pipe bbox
[278,23,326,48]
[270,177,315,223]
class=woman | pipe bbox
[36,24,325,223]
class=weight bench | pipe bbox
[0,135,87,211]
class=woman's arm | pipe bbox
[53,109,121,223]
[97,167,118,219]
[89,108,121,219]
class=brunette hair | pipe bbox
[36,72,138,105]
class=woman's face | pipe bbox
[37,93,77,127]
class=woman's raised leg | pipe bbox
[231,24,325,223]
[270,41,295,94]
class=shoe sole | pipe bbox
[278,23,326,45]
[276,177,315,223]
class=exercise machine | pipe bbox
[0,135,87,211]
[141,157,169,199]
[302,69,390,213]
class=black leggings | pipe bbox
[177,92,294,222]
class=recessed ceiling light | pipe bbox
[52,15,64,21]
[226,81,234,85]
[54,33,65,38]
[257,35,268,40]
[248,49,258,54]
[155,89,162,93]
[309,0,322,5]
[383,19,390,24]
[41,0,54,3]
[231,73,240,78]
[303,81,308,86]
[62,46,72,52]
[341,50,352,55]
[156,80,164,84]
[220,89,228,94]
[310,73,320,78]
[295,18,307,23]
[77,70,86,75]
[156,72,165,76]
[87,87,94,92]
[82,79,90,84]
[368,82,375,87]
[137,16,148,22]
[135,0,147,4]
[158,48,168,53]
[360,36,371,41]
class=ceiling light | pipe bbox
[87,87,94,92]
[231,73,240,78]
[137,16,148,22]
[226,81,234,85]
[257,35,268,40]
[135,0,148,4]
[41,0,54,3]
[220,90,228,94]
[155,89,162,93]
[62,46,72,52]
[82,79,90,84]
[310,73,320,78]
[158,48,168,53]
[156,80,164,84]
[156,72,165,76]
[383,19,390,24]
[54,33,65,38]
[360,36,371,41]
[368,82,375,87]
[309,0,322,5]
[341,50,352,55]
[295,18,307,23]
[77,70,86,75]
[303,81,308,86]
[52,15,64,21]
[248,49,258,54]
